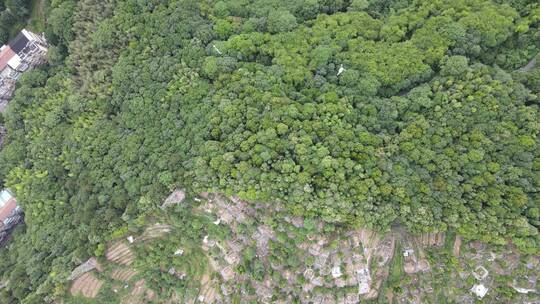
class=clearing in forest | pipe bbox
[111,267,138,282]
[106,242,135,265]
[69,272,103,298]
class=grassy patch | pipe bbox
[28,0,47,32]
[388,244,404,288]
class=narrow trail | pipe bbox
[517,53,538,73]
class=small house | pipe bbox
[0,189,24,246]
[0,29,48,111]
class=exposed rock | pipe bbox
[161,189,186,209]
[68,257,101,281]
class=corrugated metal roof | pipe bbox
[8,32,29,54]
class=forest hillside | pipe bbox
[0,0,538,302]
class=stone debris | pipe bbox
[127,235,134,243]
[174,248,184,256]
[357,267,371,295]
[68,257,101,281]
[472,266,488,280]
[161,189,186,209]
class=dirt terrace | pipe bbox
[70,272,103,298]
[106,242,135,265]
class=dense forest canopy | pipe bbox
[0,0,33,42]
[0,0,538,302]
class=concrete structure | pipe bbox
[471,284,488,299]
[0,29,48,111]
[472,265,489,280]
[332,266,342,278]
[0,189,23,246]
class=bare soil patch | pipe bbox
[106,242,135,265]
[453,236,462,257]
[111,267,138,282]
[70,272,103,298]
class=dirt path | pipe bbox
[453,235,462,257]
[518,53,538,73]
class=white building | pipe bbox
[471,284,488,299]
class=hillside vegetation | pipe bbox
[0,0,538,302]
